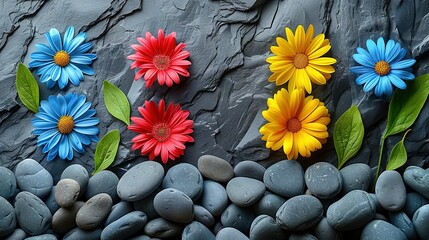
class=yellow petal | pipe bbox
[275,65,295,86]
[298,98,319,121]
[302,105,328,123]
[271,132,288,151]
[270,62,294,72]
[268,130,287,142]
[309,57,337,66]
[289,88,304,117]
[285,27,297,52]
[301,128,329,139]
[301,131,322,151]
[308,45,331,59]
[294,69,312,94]
[283,131,294,157]
[306,34,325,55]
[302,122,328,131]
[295,25,306,53]
[305,24,314,48]
[313,116,331,125]
[305,66,327,85]
[308,64,335,74]
[276,37,296,56]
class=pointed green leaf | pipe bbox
[93,129,120,175]
[334,105,364,169]
[386,129,411,171]
[16,63,39,113]
[384,74,429,138]
[103,80,130,125]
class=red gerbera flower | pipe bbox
[128,29,191,88]
[128,100,194,164]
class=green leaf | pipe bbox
[334,105,365,169]
[93,130,120,175]
[103,80,130,125]
[386,129,411,171]
[384,74,429,138]
[16,63,40,113]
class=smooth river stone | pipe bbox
[221,203,255,234]
[104,201,134,227]
[133,189,160,220]
[76,193,112,230]
[63,228,102,240]
[312,217,342,240]
[403,166,429,199]
[117,161,164,201]
[153,188,194,223]
[52,201,85,234]
[200,180,228,216]
[193,205,215,227]
[403,192,429,219]
[305,162,342,199]
[144,217,182,238]
[15,159,53,199]
[216,227,249,240]
[55,179,80,208]
[44,186,60,214]
[288,233,318,240]
[387,211,416,240]
[375,170,406,211]
[4,229,26,240]
[182,221,215,240]
[85,170,119,201]
[327,190,376,231]
[14,191,52,235]
[61,164,89,198]
[263,160,305,198]
[197,155,234,182]
[226,177,265,207]
[0,196,16,237]
[24,234,58,240]
[340,163,372,194]
[276,195,323,231]
[413,204,429,239]
[250,215,288,240]
[162,163,203,201]
[253,192,286,218]
[361,220,407,240]
[233,161,266,181]
[101,211,147,240]
[0,166,17,199]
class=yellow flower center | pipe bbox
[152,123,171,142]
[287,118,302,133]
[53,51,70,67]
[57,116,74,134]
[374,61,390,76]
[293,53,309,69]
[153,55,170,70]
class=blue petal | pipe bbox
[386,43,401,62]
[350,66,373,74]
[40,100,60,118]
[36,63,56,76]
[38,130,60,145]
[47,95,62,115]
[32,119,56,130]
[67,32,86,53]
[46,28,63,52]
[70,55,92,65]
[68,95,87,117]
[64,92,76,103]
[387,74,407,89]
[74,132,91,145]
[70,132,84,153]
[73,102,91,120]
[29,60,53,68]
[65,65,82,86]
[74,64,95,75]
[74,126,99,136]
[63,26,75,51]
[353,53,375,67]
[56,94,68,116]
[74,42,92,54]
[46,79,57,89]
[76,109,96,120]
[380,76,393,96]
[51,65,61,81]
[374,80,384,96]
[34,112,58,123]
[355,72,377,85]
[79,53,97,60]
[377,37,386,60]
[47,144,59,161]
[356,47,376,65]
[74,118,99,127]
[390,59,416,70]
[66,137,74,160]
[35,44,55,55]
[58,135,69,160]
[31,52,53,61]
[384,40,395,60]
[366,39,380,62]
[58,67,69,89]
[391,48,407,63]
[43,132,61,152]
[390,69,415,80]
[363,75,380,92]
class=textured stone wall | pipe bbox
[1,0,429,181]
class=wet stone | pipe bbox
[193,205,215,227]
[44,186,60,214]
[233,161,266,181]
[288,233,318,240]
[305,162,342,199]
[276,195,323,231]
[221,203,255,234]
[0,196,16,237]
[0,166,17,199]
[403,192,429,219]
[250,215,288,240]
[216,227,250,240]
[144,217,182,239]
[14,191,52,235]
[55,179,80,208]
[340,163,372,194]
[63,228,102,240]
[312,217,342,240]
[226,177,265,207]
[200,180,228,216]
[162,163,203,201]
[76,193,112,230]
[387,211,416,240]
[361,220,407,240]
[198,155,234,182]
[153,188,194,223]
[252,192,286,218]
[61,164,89,198]
[133,189,160,220]
[104,201,134,227]
[101,211,147,240]
[264,160,305,198]
[52,201,85,234]
[412,204,429,240]
[403,166,429,199]
[15,159,53,199]
[85,170,119,202]
[182,221,215,240]
[375,170,406,211]
[24,234,58,240]
[4,229,26,240]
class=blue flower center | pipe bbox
[374,61,390,76]
[54,51,70,67]
[57,116,74,134]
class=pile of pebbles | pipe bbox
[0,156,429,239]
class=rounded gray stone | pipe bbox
[226,177,265,207]
[263,160,305,198]
[76,193,112,230]
[15,159,53,199]
[117,161,164,201]
[153,188,194,223]
[144,217,182,239]
[0,166,17,199]
[403,166,429,199]
[44,186,60,214]
[252,192,286,218]
[403,192,429,218]
[24,234,58,240]
[0,196,16,237]
[276,195,323,231]
[162,163,203,201]
[55,179,80,208]
[61,164,89,198]
[197,155,234,182]
[250,215,288,240]
[194,205,215,227]
[361,220,407,240]
[85,170,119,201]
[413,204,429,239]
[133,189,160,220]
[288,233,318,240]
[182,221,215,240]
[387,211,416,240]
[312,217,342,240]
[104,201,134,227]
[14,191,52,235]
[220,204,255,234]
[4,229,26,240]
[305,162,342,199]
[233,161,265,181]
[101,211,147,240]
[63,228,102,240]
[52,201,84,234]
[216,227,249,240]
[200,180,228,216]
[128,236,152,240]
[340,163,372,194]
[375,170,406,211]
[327,190,376,231]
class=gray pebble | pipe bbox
[233,161,265,181]
[63,228,102,240]
[24,234,57,240]
[387,211,416,240]
[55,179,80,208]
[375,213,388,221]
[289,233,318,240]
[44,186,60,214]
[226,177,265,207]
[0,196,16,237]
[128,236,152,240]
[117,161,164,201]
[264,160,305,198]
[213,222,223,235]
[368,193,383,212]
[153,188,194,223]
[305,162,342,199]
[327,190,376,231]
[252,192,286,218]
[14,191,52,235]
[403,192,429,218]
[375,170,406,211]
[194,205,215,227]
[276,195,323,231]
[221,204,255,234]
[312,217,342,240]
[250,215,288,240]
[15,159,53,199]
[4,229,26,240]
[413,204,429,239]
[104,201,134,227]
[201,180,228,216]
[61,164,89,199]
[162,163,203,201]
[133,189,160,220]
[76,193,112,230]
[0,166,17,199]
[361,220,407,240]
[85,170,119,201]
[198,155,234,182]
[101,211,147,240]
[144,217,182,238]
[52,201,84,234]
[182,221,215,240]
[403,166,429,199]
[340,163,372,194]
[216,227,249,240]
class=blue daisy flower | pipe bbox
[350,37,416,96]
[29,26,96,89]
[32,93,99,161]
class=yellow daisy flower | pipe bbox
[266,24,337,94]
[260,88,331,159]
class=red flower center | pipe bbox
[152,123,171,142]
[287,118,302,133]
[153,55,170,70]
[57,116,74,134]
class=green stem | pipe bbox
[374,135,386,190]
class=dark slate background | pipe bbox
[1,0,429,182]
